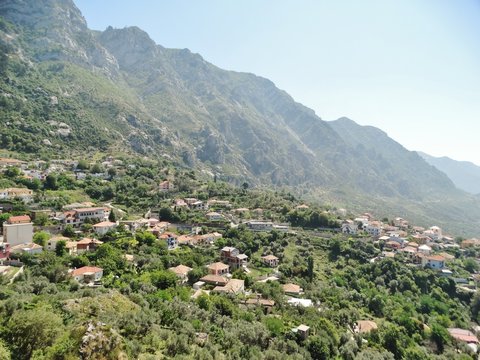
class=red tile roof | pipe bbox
[93,221,116,228]
[7,215,31,224]
[448,328,479,343]
[71,266,103,276]
[77,238,103,245]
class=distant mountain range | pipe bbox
[418,152,480,195]
[0,0,479,236]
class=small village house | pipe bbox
[76,238,103,253]
[292,325,310,340]
[46,236,70,251]
[10,242,43,255]
[168,264,192,283]
[283,283,302,296]
[60,207,110,228]
[206,212,224,221]
[93,221,117,236]
[159,180,174,192]
[200,274,229,286]
[354,320,378,334]
[220,247,248,270]
[421,255,445,270]
[159,233,178,249]
[213,278,245,295]
[261,254,279,267]
[71,266,103,284]
[3,215,33,246]
[207,262,229,276]
[0,188,34,202]
[341,220,358,235]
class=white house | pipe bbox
[0,188,34,202]
[10,242,43,255]
[262,255,279,267]
[168,264,192,283]
[93,221,117,236]
[418,244,432,256]
[341,220,358,235]
[46,236,70,251]
[159,233,178,250]
[206,212,223,221]
[3,215,33,246]
[247,220,274,232]
[364,221,383,237]
[422,255,445,270]
[71,266,103,283]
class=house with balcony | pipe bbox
[261,255,279,267]
[159,233,178,250]
[220,246,248,270]
[207,262,229,276]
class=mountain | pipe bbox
[0,0,479,236]
[418,152,480,195]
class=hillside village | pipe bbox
[1,155,480,358]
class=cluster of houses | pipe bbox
[340,212,480,297]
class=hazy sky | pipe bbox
[74,0,480,165]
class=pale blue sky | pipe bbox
[74,0,480,165]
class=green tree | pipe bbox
[430,323,449,353]
[33,231,50,248]
[44,174,58,190]
[307,336,331,360]
[33,212,49,226]
[55,240,66,257]
[150,270,178,290]
[264,317,284,337]
[108,210,116,222]
[107,167,117,178]
[136,231,157,246]
[0,339,11,360]
[4,167,20,178]
[76,159,89,170]
[62,225,75,238]
[464,258,479,273]
[188,266,208,285]
[307,256,314,282]
[196,294,211,311]
[90,163,104,174]
[471,292,480,322]
[6,306,63,360]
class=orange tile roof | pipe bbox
[93,221,116,228]
[283,283,301,294]
[356,320,378,333]
[71,266,103,276]
[448,328,479,343]
[7,215,31,224]
[425,255,445,261]
[245,298,275,307]
[77,238,103,245]
[200,274,229,285]
[208,262,229,271]
[168,264,192,276]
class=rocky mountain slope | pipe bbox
[418,152,480,195]
[0,0,479,235]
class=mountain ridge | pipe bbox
[418,151,480,195]
[0,0,479,235]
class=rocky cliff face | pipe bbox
[0,0,119,76]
